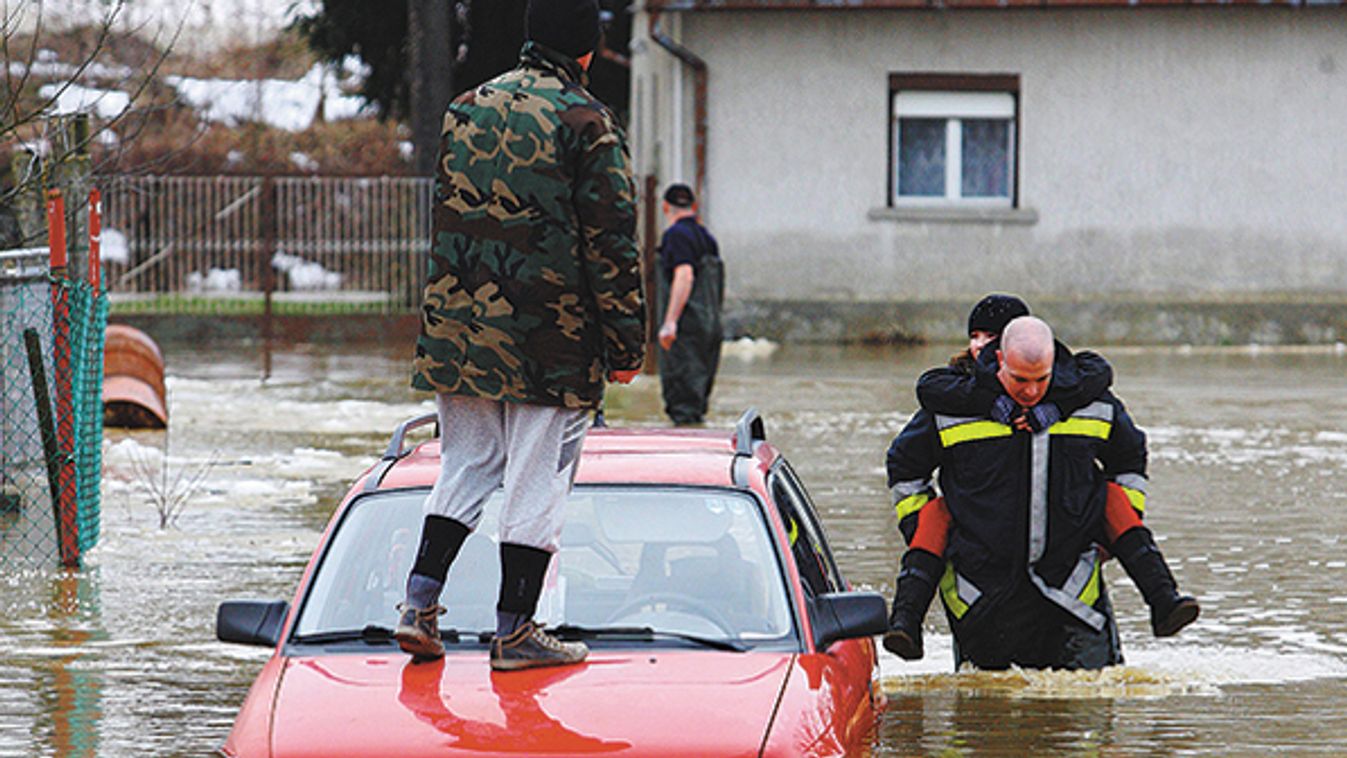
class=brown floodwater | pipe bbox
[3,340,1347,756]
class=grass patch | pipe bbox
[109,295,414,316]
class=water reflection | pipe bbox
[32,570,104,758]
[397,660,630,753]
[3,340,1347,754]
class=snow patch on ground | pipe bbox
[165,63,369,133]
[37,83,130,119]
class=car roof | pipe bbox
[371,410,777,492]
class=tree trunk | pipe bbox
[407,0,453,178]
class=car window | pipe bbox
[293,486,795,645]
[768,461,845,595]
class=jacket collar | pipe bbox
[519,41,588,87]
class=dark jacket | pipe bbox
[915,339,1113,419]
[411,42,646,409]
[887,350,1147,632]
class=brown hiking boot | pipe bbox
[490,620,588,671]
[394,603,446,661]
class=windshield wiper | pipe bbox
[551,624,746,652]
[291,625,469,645]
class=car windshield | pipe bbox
[293,486,796,646]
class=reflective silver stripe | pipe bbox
[1071,401,1114,422]
[890,478,932,503]
[1114,472,1148,494]
[934,413,983,430]
[956,573,982,607]
[1028,428,1049,563]
[1029,549,1106,631]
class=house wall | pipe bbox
[633,8,1347,343]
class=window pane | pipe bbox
[898,118,946,197]
[961,118,1011,198]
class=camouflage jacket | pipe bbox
[412,42,646,409]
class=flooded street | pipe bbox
[4,339,1347,755]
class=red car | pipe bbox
[217,409,887,757]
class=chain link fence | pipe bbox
[1,247,107,569]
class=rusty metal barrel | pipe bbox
[102,324,167,429]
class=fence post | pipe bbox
[89,188,102,291]
[45,189,79,567]
[260,177,276,341]
[642,174,660,375]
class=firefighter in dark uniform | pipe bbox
[656,183,723,426]
[885,316,1173,669]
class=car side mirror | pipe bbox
[217,599,290,647]
[808,591,888,651]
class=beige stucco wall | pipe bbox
[632,8,1347,313]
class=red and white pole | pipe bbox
[89,187,102,291]
[46,188,79,567]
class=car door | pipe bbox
[767,460,880,751]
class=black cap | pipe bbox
[967,294,1030,336]
[526,0,601,59]
[662,183,695,208]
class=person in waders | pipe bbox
[885,315,1199,669]
[656,183,724,426]
[395,0,646,671]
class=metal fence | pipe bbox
[100,175,432,313]
[1,247,107,569]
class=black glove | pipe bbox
[1024,403,1062,432]
[991,394,1018,425]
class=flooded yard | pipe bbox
[3,339,1347,755]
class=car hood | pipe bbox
[268,650,795,757]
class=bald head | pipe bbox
[1001,316,1054,364]
[996,316,1055,409]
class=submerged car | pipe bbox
[217,409,887,757]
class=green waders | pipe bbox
[657,253,724,425]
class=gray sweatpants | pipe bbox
[422,394,590,553]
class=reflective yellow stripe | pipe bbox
[939,562,969,619]
[939,420,1012,448]
[788,518,799,546]
[1077,555,1102,608]
[895,493,931,522]
[1120,485,1146,516]
[1049,418,1112,439]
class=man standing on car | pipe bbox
[396,0,645,670]
[885,316,1150,670]
[656,183,724,426]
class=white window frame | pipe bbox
[892,89,1017,208]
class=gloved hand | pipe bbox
[1023,402,1062,432]
[990,394,1018,425]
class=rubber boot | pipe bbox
[882,549,944,660]
[1112,527,1200,637]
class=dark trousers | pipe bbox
[656,257,723,425]
[951,579,1123,671]
[658,331,720,425]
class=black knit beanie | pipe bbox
[526,0,601,59]
[967,294,1030,336]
